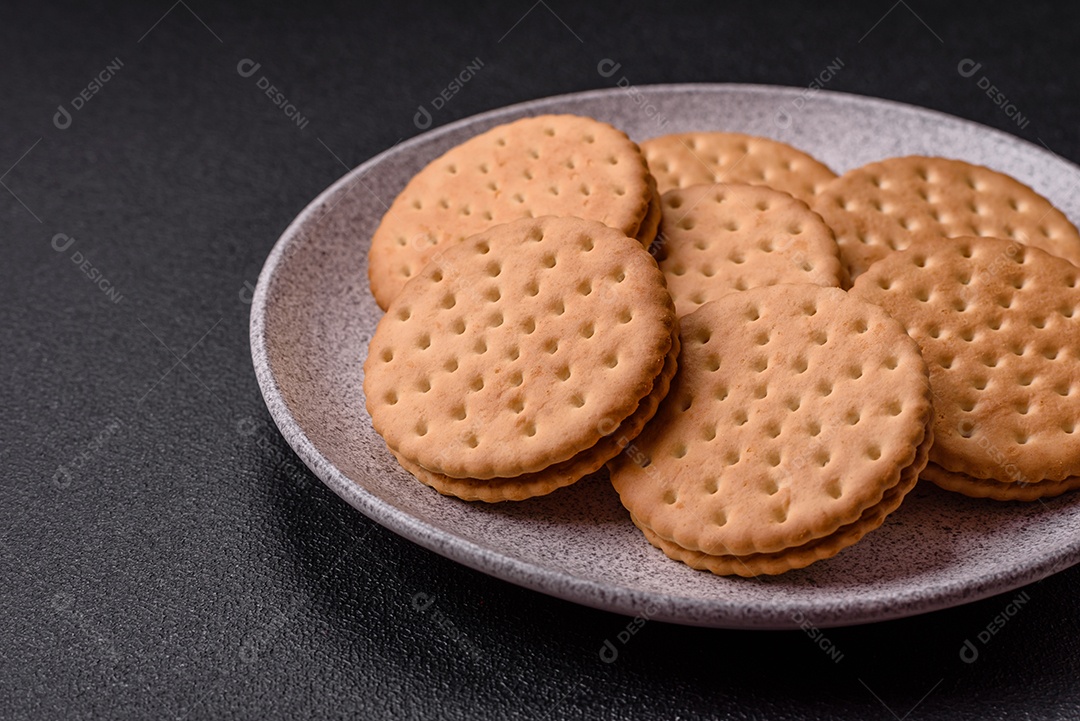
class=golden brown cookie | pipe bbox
[393,330,679,502]
[364,216,675,480]
[656,183,844,316]
[633,424,931,576]
[812,156,1080,281]
[640,132,837,204]
[609,285,932,574]
[851,236,1080,498]
[368,114,655,309]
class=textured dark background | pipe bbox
[3,1,1080,718]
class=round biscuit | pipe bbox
[631,422,932,576]
[656,183,844,316]
[393,330,679,502]
[851,236,1080,485]
[812,156,1080,281]
[640,132,837,204]
[368,114,654,309]
[610,284,933,557]
[364,216,675,480]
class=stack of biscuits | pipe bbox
[365,116,674,502]
[362,114,1080,576]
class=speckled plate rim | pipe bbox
[250,83,1080,629]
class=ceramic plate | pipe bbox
[250,84,1080,629]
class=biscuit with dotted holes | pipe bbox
[364,216,676,480]
[812,156,1080,282]
[632,424,932,576]
[656,183,844,316]
[368,114,655,310]
[921,462,1080,501]
[391,330,679,502]
[640,132,837,204]
[609,285,932,567]
[851,236,1080,494]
